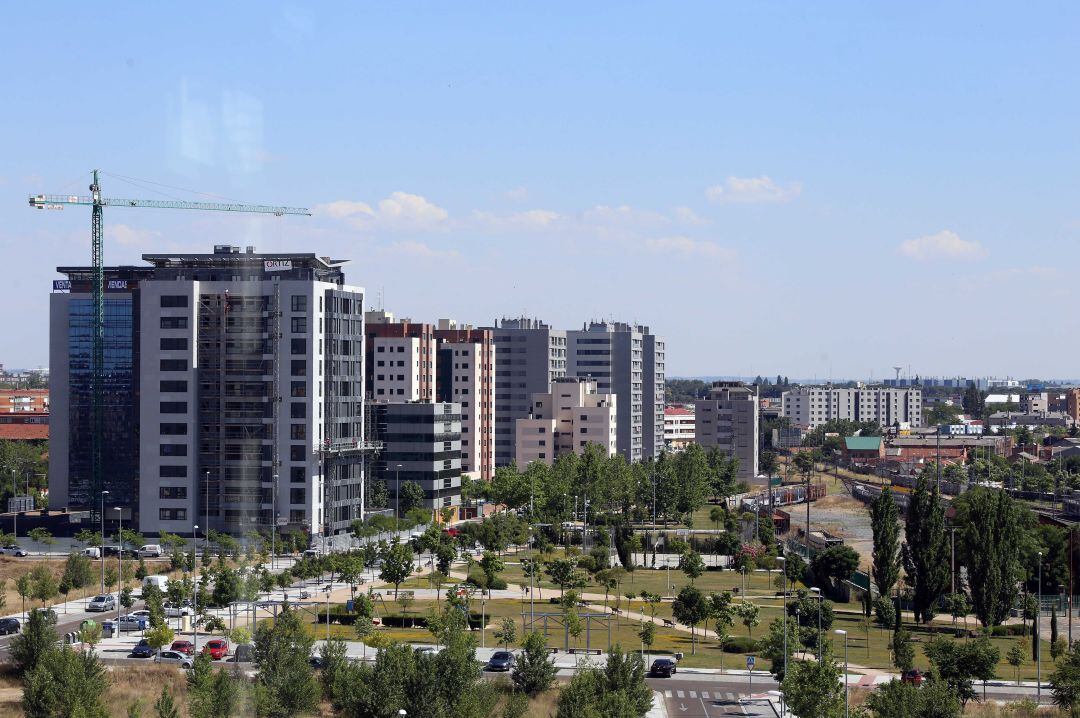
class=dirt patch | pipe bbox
[814,494,864,511]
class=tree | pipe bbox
[252,604,319,717]
[546,558,585,599]
[735,600,761,639]
[398,480,426,514]
[870,487,902,597]
[781,650,845,718]
[143,583,166,628]
[10,603,58,674]
[1051,641,1080,714]
[513,631,558,696]
[637,621,655,658]
[865,678,961,718]
[29,564,58,607]
[678,550,706,585]
[811,545,860,591]
[317,637,349,701]
[554,646,651,718]
[145,624,174,655]
[153,687,180,718]
[672,586,709,654]
[379,541,414,600]
[924,634,999,704]
[1007,640,1025,684]
[22,647,110,718]
[952,487,1028,627]
[901,474,950,623]
[79,621,103,651]
[494,616,517,649]
[103,565,118,594]
[478,551,504,597]
[28,527,54,545]
[16,572,31,618]
[61,552,94,590]
[891,630,914,672]
[759,617,801,681]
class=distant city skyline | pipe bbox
[4,3,1080,376]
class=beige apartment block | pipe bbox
[515,377,616,467]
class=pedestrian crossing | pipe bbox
[662,690,738,701]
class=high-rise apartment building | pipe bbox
[694,381,759,481]
[489,318,566,467]
[50,246,367,538]
[364,311,435,403]
[515,377,616,467]
[781,386,922,430]
[370,402,462,512]
[434,320,495,481]
[567,321,664,463]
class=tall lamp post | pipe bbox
[325,584,333,641]
[114,507,123,628]
[193,524,200,655]
[100,490,109,592]
[10,470,17,543]
[835,629,849,718]
[810,587,823,655]
[1037,550,1043,704]
[777,556,787,716]
[395,464,403,534]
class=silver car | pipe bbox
[117,614,147,631]
[87,595,115,612]
[155,650,193,669]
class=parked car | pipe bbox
[485,651,516,672]
[131,639,155,658]
[117,614,147,631]
[650,658,678,677]
[203,639,229,660]
[2,546,28,557]
[901,669,923,687]
[155,650,193,669]
[82,547,102,559]
[87,595,116,612]
[138,544,163,558]
[142,575,169,593]
[170,640,195,655]
[229,643,254,663]
[129,609,152,622]
[164,602,192,617]
[0,618,20,635]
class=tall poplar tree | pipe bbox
[954,487,1027,627]
[902,474,950,624]
[870,487,901,597]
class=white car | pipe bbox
[164,603,192,617]
[129,609,151,622]
[87,595,115,612]
[155,650,193,669]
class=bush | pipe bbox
[488,576,508,591]
[990,624,1029,637]
[721,636,759,653]
[576,556,597,573]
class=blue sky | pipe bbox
[4,3,1079,378]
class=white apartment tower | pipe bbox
[781,386,923,430]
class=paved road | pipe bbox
[647,677,778,717]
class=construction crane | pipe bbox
[29,169,309,522]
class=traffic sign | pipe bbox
[746,655,755,670]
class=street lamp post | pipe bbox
[194,524,200,655]
[1038,550,1043,704]
[835,629,849,718]
[777,556,787,716]
[395,464,403,534]
[114,507,123,628]
[811,587,822,655]
[100,490,109,593]
[325,584,332,642]
[10,470,16,543]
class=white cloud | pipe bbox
[645,235,736,260]
[503,187,529,201]
[382,240,459,260]
[705,176,802,204]
[582,204,669,227]
[106,223,161,246]
[472,209,562,230]
[898,230,987,261]
[313,192,448,231]
[673,206,708,226]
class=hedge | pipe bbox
[720,636,759,653]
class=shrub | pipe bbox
[990,624,1029,637]
[722,636,759,653]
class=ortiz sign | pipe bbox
[263,260,292,272]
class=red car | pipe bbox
[443,527,460,538]
[170,640,195,656]
[901,669,923,687]
[202,639,229,660]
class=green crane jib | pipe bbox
[29,170,310,521]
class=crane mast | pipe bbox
[30,170,309,525]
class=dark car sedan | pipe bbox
[0,618,19,635]
[650,658,678,677]
[131,639,155,658]
[485,651,516,672]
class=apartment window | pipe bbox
[290,445,306,461]
[291,338,306,355]
[160,337,188,351]
[580,428,588,434]
[159,423,187,436]
[160,401,187,414]
[290,403,306,419]
[290,467,305,483]
[160,380,187,393]
[290,295,307,312]
[159,444,187,457]
[290,381,306,397]
[376,375,384,381]
[160,316,188,329]
[290,424,306,440]
[160,465,187,478]
[160,359,187,372]
[159,508,187,521]
[289,510,306,523]
[160,295,188,308]
[291,360,306,376]
[159,486,188,499]
[290,317,307,333]
[290,488,306,504]
[377,346,385,353]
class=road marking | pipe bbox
[699,695,713,717]
[701,691,710,699]
[689,691,697,698]
[664,690,672,698]
[677,691,685,698]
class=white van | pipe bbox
[138,544,162,558]
[142,575,169,592]
[81,547,101,559]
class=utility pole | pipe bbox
[99,490,109,592]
